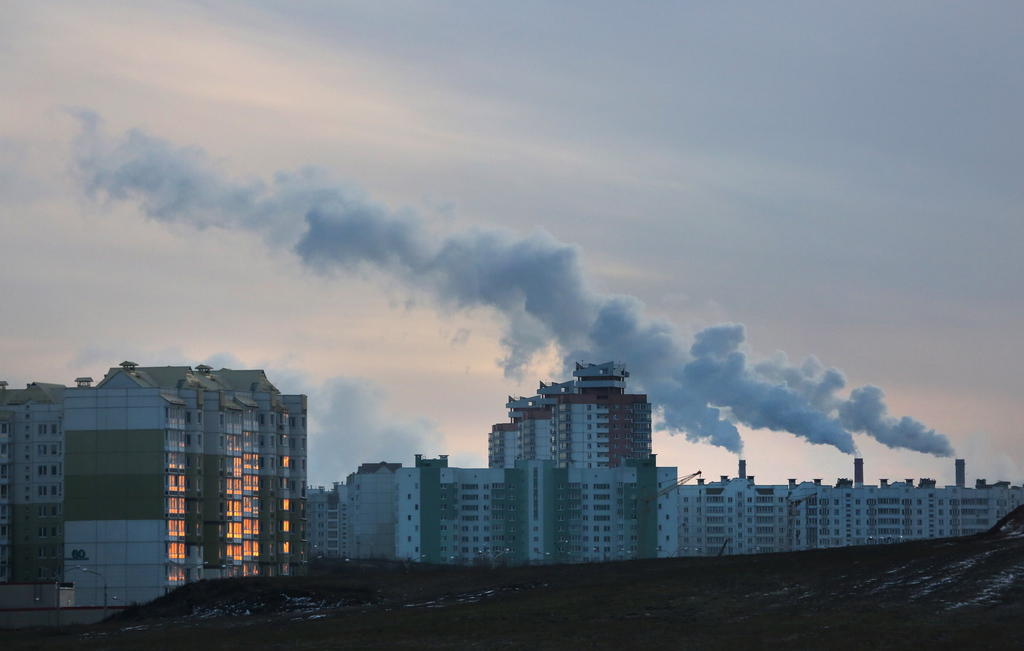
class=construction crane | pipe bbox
[643,470,702,503]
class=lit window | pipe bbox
[167,519,185,537]
[281,456,291,469]
[167,542,185,559]
[281,541,290,554]
[282,520,291,532]
[281,499,291,511]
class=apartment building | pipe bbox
[0,363,308,607]
[0,382,67,583]
[347,462,401,560]
[308,482,348,559]
[395,454,678,565]
[488,362,652,470]
[677,458,1024,557]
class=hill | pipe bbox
[4,508,1023,649]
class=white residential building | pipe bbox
[395,454,677,565]
[677,458,1024,556]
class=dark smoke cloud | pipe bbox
[71,115,955,458]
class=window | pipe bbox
[167,542,186,559]
[167,519,185,537]
[282,520,291,532]
[281,499,291,511]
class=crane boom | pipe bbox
[643,470,702,503]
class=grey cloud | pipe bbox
[73,118,955,458]
[308,377,444,483]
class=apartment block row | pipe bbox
[677,458,1024,556]
[0,363,307,606]
[308,454,681,565]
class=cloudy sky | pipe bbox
[2,1,1021,487]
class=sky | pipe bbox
[2,1,1022,487]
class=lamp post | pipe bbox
[67,566,107,619]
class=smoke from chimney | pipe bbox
[71,116,958,459]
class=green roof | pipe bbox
[97,366,280,394]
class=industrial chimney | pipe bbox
[854,458,864,487]
[955,459,966,489]
[738,459,747,480]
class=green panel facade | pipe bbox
[64,429,165,522]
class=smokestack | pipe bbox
[738,459,747,480]
[955,459,966,488]
[854,458,864,487]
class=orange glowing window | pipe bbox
[226,478,242,495]
[281,520,291,532]
[226,500,242,517]
[281,541,290,554]
[281,499,291,511]
[281,456,291,468]
[167,565,186,582]
[167,519,185,537]
[167,542,185,559]
[167,474,185,493]
[167,497,185,514]
[227,521,242,540]
[243,474,259,491]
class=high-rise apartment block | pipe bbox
[489,362,652,470]
[0,363,308,606]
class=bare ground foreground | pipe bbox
[4,508,1023,650]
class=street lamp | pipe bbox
[67,566,107,618]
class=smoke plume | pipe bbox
[72,114,955,458]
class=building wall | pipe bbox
[348,464,401,560]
